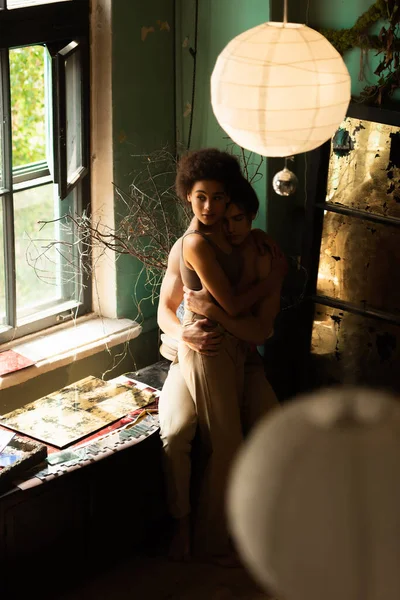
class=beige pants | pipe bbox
[158,359,197,520]
[240,345,279,435]
[159,312,278,556]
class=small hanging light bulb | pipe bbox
[272,157,298,196]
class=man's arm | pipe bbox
[157,238,223,356]
[251,228,283,258]
[208,287,281,345]
[157,239,186,342]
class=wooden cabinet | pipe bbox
[0,432,167,598]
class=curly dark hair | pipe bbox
[175,148,243,200]
[229,177,259,217]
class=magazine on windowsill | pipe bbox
[0,349,35,377]
[0,375,157,449]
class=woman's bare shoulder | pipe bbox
[182,231,209,250]
[182,232,215,265]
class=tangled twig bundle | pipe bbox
[25,145,271,314]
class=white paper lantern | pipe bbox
[211,22,351,157]
[228,387,400,600]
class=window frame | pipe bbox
[0,0,91,345]
[52,39,89,199]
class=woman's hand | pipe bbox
[183,286,215,318]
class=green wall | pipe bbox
[271,0,386,99]
[112,0,176,326]
[175,0,270,231]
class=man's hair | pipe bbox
[175,148,242,200]
[229,177,260,217]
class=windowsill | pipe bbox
[0,314,142,391]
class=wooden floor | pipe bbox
[57,551,272,600]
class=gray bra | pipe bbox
[180,230,242,291]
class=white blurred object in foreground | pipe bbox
[228,387,400,600]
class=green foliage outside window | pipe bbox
[10,45,46,168]
[0,45,57,319]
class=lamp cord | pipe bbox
[187,0,199,150]
[283,0,288,24]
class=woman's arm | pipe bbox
[183,234,271,317]
[157,238,223,355]
[184,253,286,345]
[184,286,279,345]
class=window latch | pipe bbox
[56,311,74,323]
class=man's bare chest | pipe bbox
[236,251,258,293]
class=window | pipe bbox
[0,0,90,344]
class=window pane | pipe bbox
[0,201,6,326]
[310,303,400,393]
[14,183,80,322]
[327,117,400,220]
[0,103,3,190]
[317,213,400,316]
[10,45,47,169]
[7,0,71,8]
[14,184,59,319]
[65,47,82,184]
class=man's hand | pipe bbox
[182,318,222,356]
[251,229,283,258]
[183,286,214,318]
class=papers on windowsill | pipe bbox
[0,429,15,454]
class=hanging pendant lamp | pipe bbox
[211,1,351,157]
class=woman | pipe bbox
[184,176,285,350]
[175,149,281,562]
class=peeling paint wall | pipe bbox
[111,0,175,325]
[175,0,270,231]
